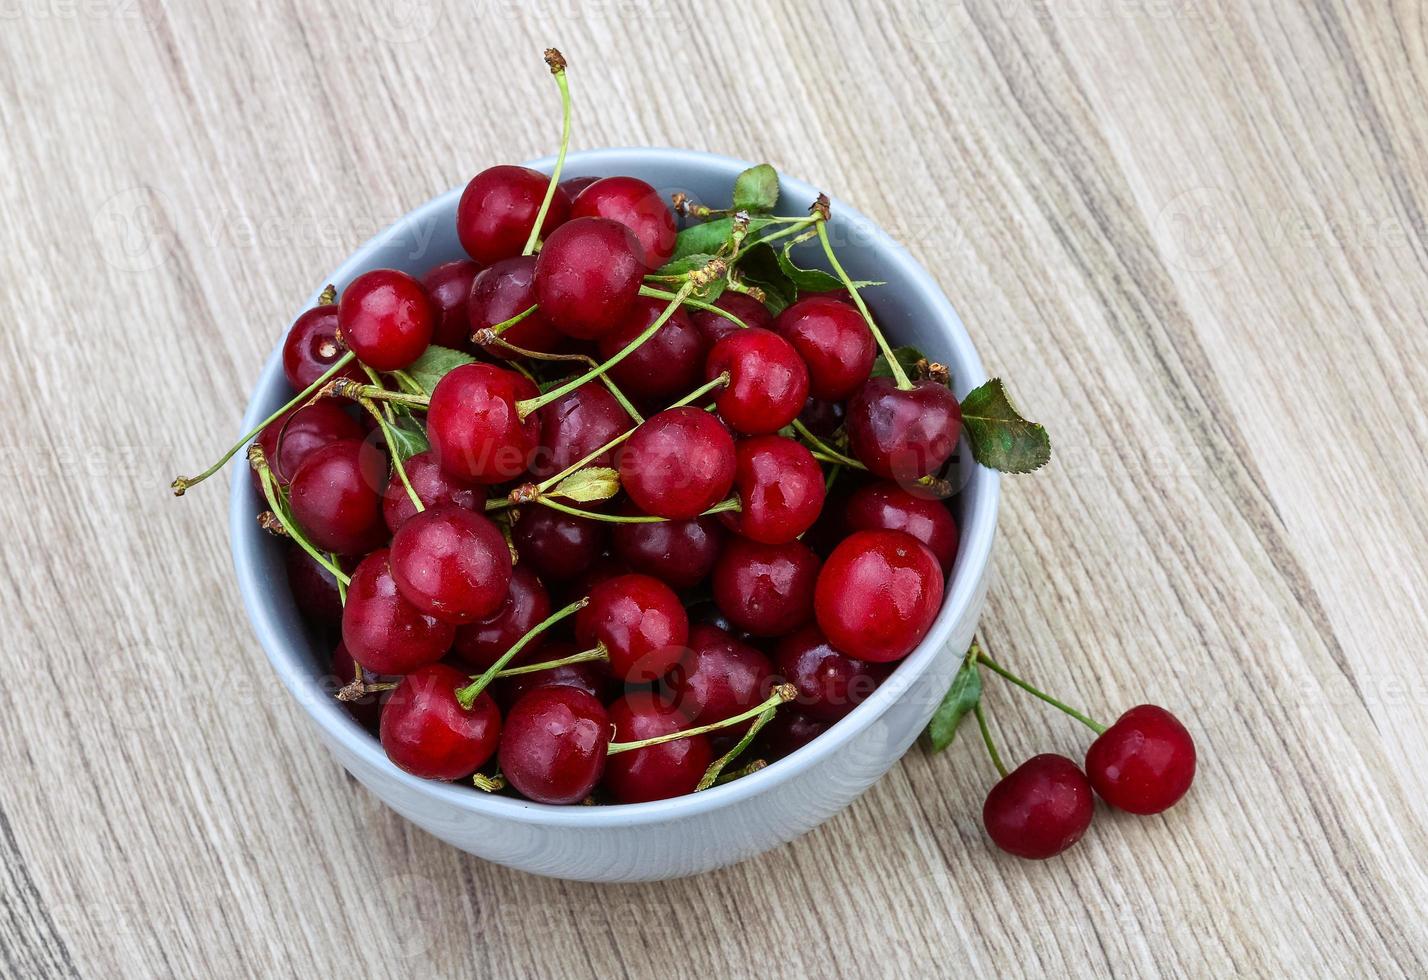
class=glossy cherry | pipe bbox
[568,176,677,268]
[773,295,875,400]
[282,304,362,391]
[689,292,773,346]
[814,530,943,663]
[511,506,605,581]
[255,401,365,486]
[452,565,552,670]
[705,328,809,435]
[604,691,712,804]
[341,549,455,675]
[420,259,481,349]
[575,573,689,682]
[711,537,820,637]
[534,217,644,340]
[844,481,959,574]
[380,450,487,533]
[467,255,565,358]
[530,383,632,480]
[610,506,723,589]
[499,686,609,805]
[1084,705,1196,814]
[846,378,963,482]
[380,663,501,780]
[726,435,826,544]
[426,362,541,484]
[456,164,570,264]
[618,407,736,520]
[337,269,434,371]
[664,624,773,727]
[286,544,344,630]
[287,439,388,555]
[388,505,512,624]
[983,754,1095,860]
[774,625,887,722]
[595,297,708,404]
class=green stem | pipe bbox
[714,759,767,785]
[638,286,750,331]
[491,644,606,678]
[392,369,425,396]
[522,51,572,256]
[332,553,348,605]
[485,336,643,424]
[608,684,796,756]
[814,219,910,390]
[473,303,538,342]
[249,446,351,585]
[536,495,739,524]
[975,652,1107,734]
[454,596,589,708]
[696,704,777,790]
[171,351,356,495]
[792,419,865,469]
[331,380,430,409]
[974,703,1008,778]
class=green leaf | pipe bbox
[926,656,982,753]
[732,164,779,213]
[777,239,884,294]
[385,415,429,462]
[737,243,797,314]
[406,344,476,394]
[670,215,776,262]
[550,467,620,504]
[870,345,927,381]
[960,378,1052,474]
[656,252,718,277]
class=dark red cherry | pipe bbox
[534,217,644,340]
[569,176,678,269]
[467,256,565,358]
[341,549,455,675]
[337,269,434,371]
[288,439,388,555]
[843,481,959,574]
[511,506,605,582]
[596,297,709,404]
[530,382,633,480]
[380,663,501,780]
[774,626,887,722]
[610,505,723,589]
[380,450,487,533]
[575,573,689,682]
[500,686,609,805]
[452,565,551,670]
[813,529,943,663]
[664,624,773,727]
[983,754,1094,860]
[287,544,344,630]
[798,396,845,439]
[282,304,363,391]
[256,401,365,486]
[1085,705,1196,814]
[388,505,512,624]
[604,691,712,804]
[559,176,599,199]
[330,641,385,730]
[427,363,540,484]
[846,378,963,482]
[725,435,825,544]
[711,537,820,637]
[689,292,773,346]
[553,555,630,610]
[705,328,809,435]
[753,709,827,760]
[456,164,571,264]
[493,640,619,710]
[420,259,481,349]
[773,295,875,400]
[618,408,736,520]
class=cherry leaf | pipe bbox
[406,345,476,394]
[550,467,621,504]
[737,243,796,314]
[656,252,718,277]
[385,414,429,462]
[670,215,776,262]
[732,164,780,213]
[926,655,982,753]
[960,378,1052,474]
[777,239,884,294]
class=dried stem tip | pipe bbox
[257,512,289,536]
[318,283,337,306]
[544,48,567,73]
[810,193,831,221]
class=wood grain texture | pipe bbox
[2,0,1426,975]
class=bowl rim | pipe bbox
[231,146,1001,827]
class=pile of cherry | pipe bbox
[174,50,1195,860]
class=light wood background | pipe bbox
[2,0,1426,976]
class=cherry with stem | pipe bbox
[976,646,1107,735]
[606,684,796,756]
[248,444,350,585]
[491,644,607,678]
[454,596,589,708]
[347,390,423,513]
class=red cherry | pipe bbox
[618,407,736,520]
[286,544,344,630]
[534,217,644,340]
[843,481,959,574]
[452,565,551,670]
[725,435,826,544]
[256,401,365,486]
[753,709,827,760]
[604,691,712,803]
[427,363,540,484]
[559,176,599,199]
[337,269,434,371]
[499,686,609,804]
[456,165,570,264]
[569,176,678,268]
[420,259,481,349]
[388,505,512,624]
[575,573,689,682]
[1085,705,1196,814]
[512,506,605,582]
[610,506,724,590]
[773,295,875,400]
[705,328,809,435]
[287,439,388,555]
[773,626,888,722]
[846,378,963,482]
[282,304,362,391]
[380,450,487,533]
[467,256,565,359]
[983,754,1094,860]
[493,640,619,710]
[341,549,455,675]
[530,382,633,480]
[379,664,501,780]
[664,624,773,727]
[330,641,384,730]
[595,297,709,404]
[813,529,943,663]
[689,292,773,346]
[711,537,820,637]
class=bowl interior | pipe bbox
[231,147,1000,825]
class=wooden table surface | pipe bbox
[4,1,1426,976]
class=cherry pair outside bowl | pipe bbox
[230,148,1001,882]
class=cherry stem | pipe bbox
[974,703,1008,778]
[350,392,423,513]
[171,351,357,495]
[522,49,571,256]
[484,336,643,423]
[714,759,767,784]
[454,596,589,708]
[536,495,738,524]
[607,684,796,756]
[792,419,865,470]
[638,286,751,331]
[695,702,778,790]
[813,217,911,390]
[490,643,606,678]
[975,650,1107,734]
[472,773,506,793]
[331,379,429,409]
[471,303,538,345]
[736,215,818,257]
[332,553,348,605]
[391,369,425,397]
[248,444,351,585]
[359,364,398,422]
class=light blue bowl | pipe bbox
[230,148,1000,881]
